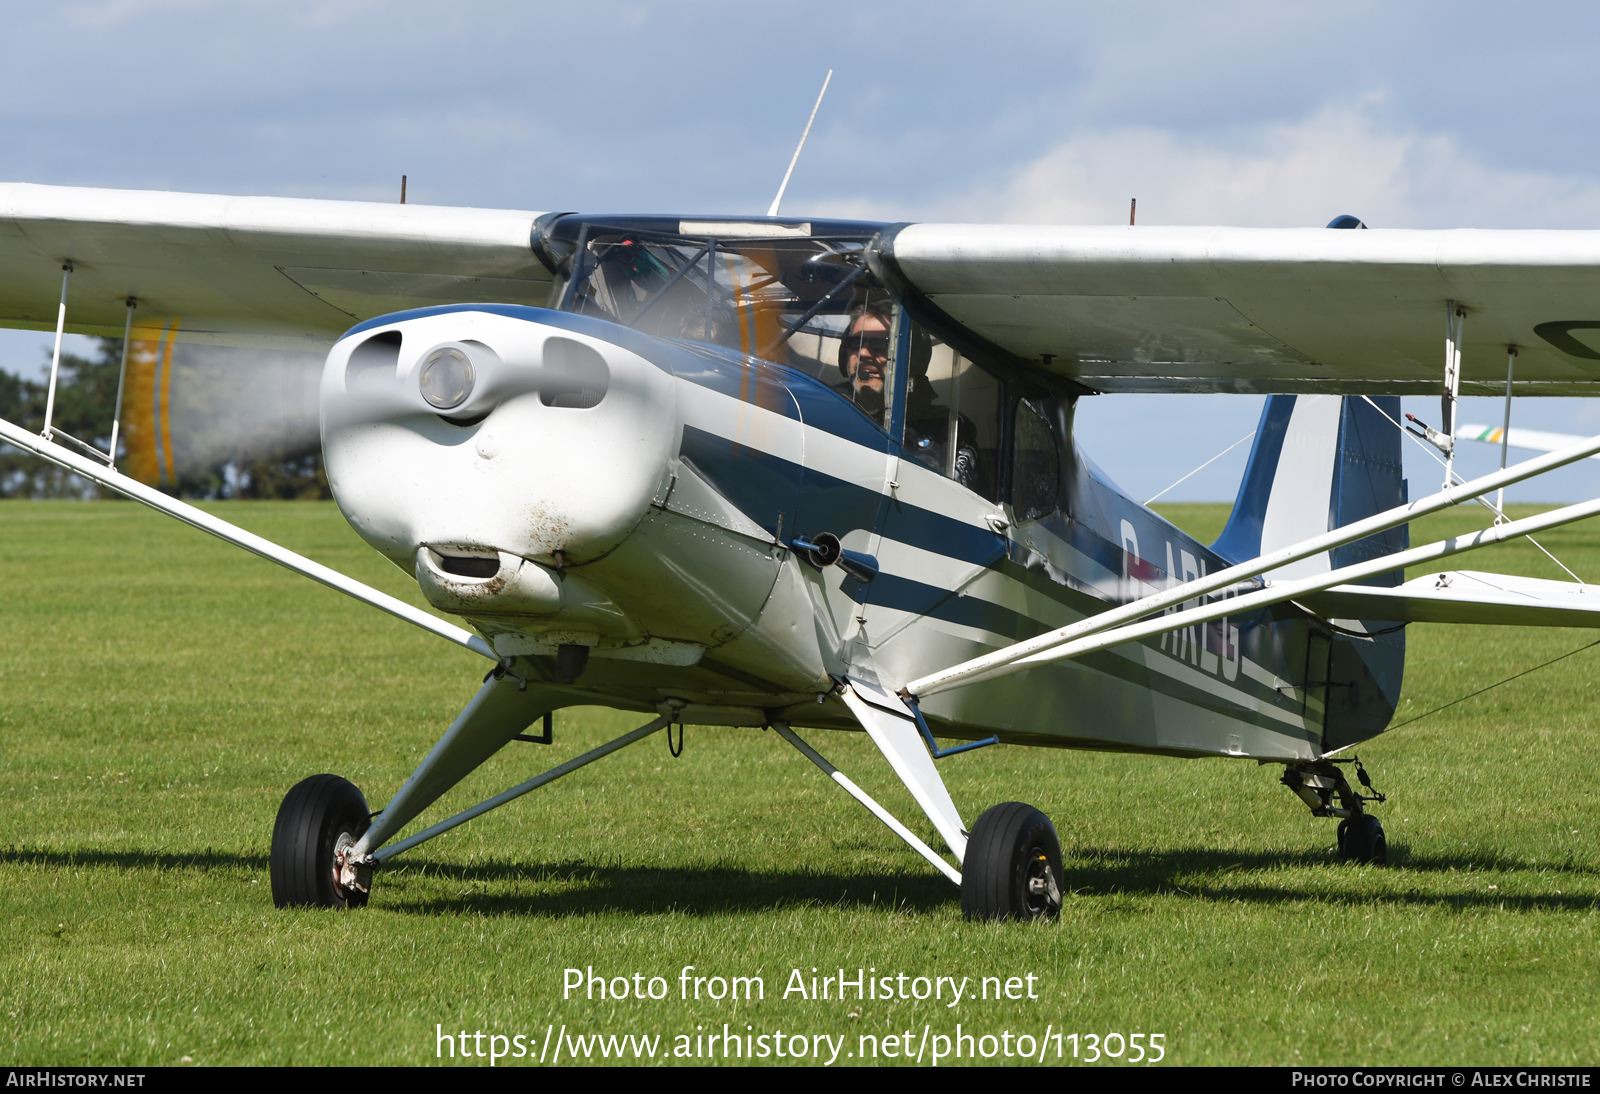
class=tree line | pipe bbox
[0,337,329,500]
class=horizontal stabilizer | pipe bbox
[1299,570,1600,628]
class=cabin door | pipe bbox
[1303,630,1334,748]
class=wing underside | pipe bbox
[0,183,552,346]
[883,224,1600,394]
[7,185,1600,393]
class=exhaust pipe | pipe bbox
[791,533,878,584]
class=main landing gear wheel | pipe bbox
[270,774,372,909]
[961,802,1064,922]
[1337,813,1387,866]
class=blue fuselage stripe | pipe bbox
[678,424,1006,568]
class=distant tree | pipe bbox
[0,338,329,500]
[235,452,330,500]
[0,340,119,498]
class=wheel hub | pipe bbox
[334,829,372,896]
[1023,852,1061,913]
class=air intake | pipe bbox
[346,330,402,387]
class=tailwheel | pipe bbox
[270,774,373,909]
[960,802,1064,922]
[1338,812,1387,866]
[1283,758,1389,866]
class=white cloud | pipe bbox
[975,102,1600,230]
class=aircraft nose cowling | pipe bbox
[319,310,677,573]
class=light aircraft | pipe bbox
[1457,421,1600,460]
[7,181,1600,922]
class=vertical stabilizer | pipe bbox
[1212,393,1408,751]
[1213,395,1407,581]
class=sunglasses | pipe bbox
[848,334,891,355]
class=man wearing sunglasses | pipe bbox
[836,307,892,419]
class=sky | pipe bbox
[6,0,1600,504]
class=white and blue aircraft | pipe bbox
[5,184,1600,920]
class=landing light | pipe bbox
[419,344,476,409]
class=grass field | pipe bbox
[2,499,1598,1067]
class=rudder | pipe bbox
[1211,394,1407,752]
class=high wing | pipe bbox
[1299,569,1600,628]
[0,183,552,346]
[878,224,1600,394]
[10,183,1600,390]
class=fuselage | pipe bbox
[319,215,1403,763]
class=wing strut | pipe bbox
[33,262,135,469]
[41,262,71,441]
[1496,346,1518,516]
[0,415,496,662]
[771,721,961,886]
[108,298,136,472]
[905,431,1600,701]
[1442,302,1465,487]
[912,492,1600,695]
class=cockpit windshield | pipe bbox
[536,215,897,419]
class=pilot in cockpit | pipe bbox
[836,306,892,418]
[839,306,980,491]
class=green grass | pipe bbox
[1,500,1598,1066]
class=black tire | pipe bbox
[961,802,1064,922]
[1341,813,1387,866]
[270,774,371,909]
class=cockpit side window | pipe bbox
[902,322,1002,502]
[1011,398,1061,521]
[830,300,900,430]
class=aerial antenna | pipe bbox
[767,69,832,218]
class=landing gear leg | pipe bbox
[1282,757,1388,865]
[271,670,557,909]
